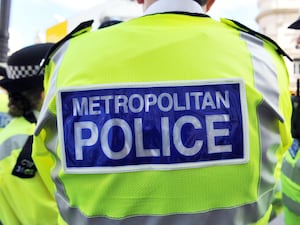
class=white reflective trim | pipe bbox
[283,194,300,216]
[0,134,28,159]
[240,32,283,122]
[35,41,70,135]
[55,187,273,225]
[282,157,300,185]
[241,32,282,195]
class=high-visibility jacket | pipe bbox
[281,138,300,225]
[0,92,11,131]
[0,116,58,225]
[34,13,292,225]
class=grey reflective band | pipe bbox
[0,112,11,128]
[35,41,69,136]
[240,32,282,121]
[55,188,274,225]
[241,32,281,196]
[256,106,280,196]
[283,194,300,216]
[282,157,300,185]
[0,134,29,160]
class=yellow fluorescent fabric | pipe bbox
[35,13,292,225]
[0,117,59,224]
[0,91,8,112]
[281,140,300,225]
[283,207,300,225]
[56,14,259,215]
[0,149,58,225]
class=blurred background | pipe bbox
[2,0,300,94]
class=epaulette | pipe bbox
[38,20,94,73]
[221,18,292,62]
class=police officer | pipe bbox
[280,15,300,225]
[34,0,292,224]
[0,67,11,131]
[0,43,59,225]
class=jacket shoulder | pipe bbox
[39,20,94,71]
[221,18,292,61]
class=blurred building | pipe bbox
[257,0,300,94]
[42,0,142,43]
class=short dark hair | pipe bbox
[8,88,43,117]
[195,0,208,6]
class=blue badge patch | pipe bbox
[57,80,249,174]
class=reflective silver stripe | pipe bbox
[0,134,28,159]
[55,188,273,225]
[0,112,11,128]
[257,106,280,195]
[282,157,300,185]
[35,41,69,136]
[283,193,300,216]
[282,156,300,216]
[240,33,282,122]
[241,32,281,197]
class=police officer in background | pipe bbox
[34,0,292,224]
[0,43,59,225]
[280,15,300,225]
[0,67,11,131]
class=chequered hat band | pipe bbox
[7,65,41,80]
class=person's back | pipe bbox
[0,43,58,225]
[35,0,292,224]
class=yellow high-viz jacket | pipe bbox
[0,116,58,225]
[281,138,300,225]
[34,13,292,225]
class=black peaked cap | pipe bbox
[289,16,300,29]
[0,43,54,92]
